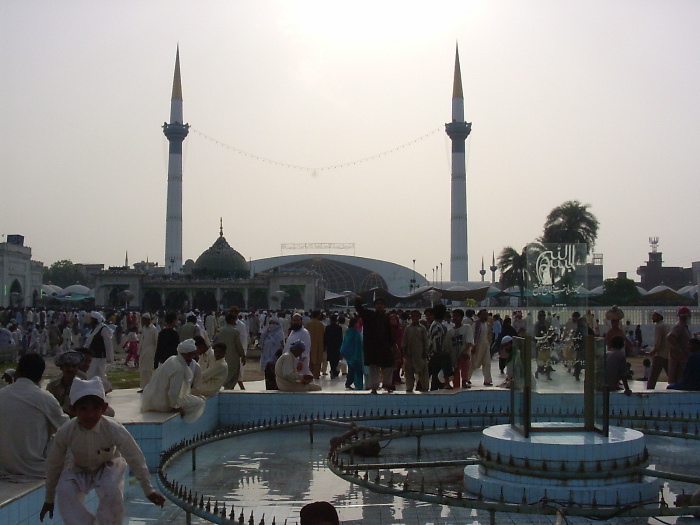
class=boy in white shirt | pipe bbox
[40,377,165,524]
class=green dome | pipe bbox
[193,229,249,279]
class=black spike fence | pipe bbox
[157,405,700,524]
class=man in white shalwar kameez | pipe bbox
[283,313,312,377]
[138,313,158,389]
[275,340,321,392]
[84,311,114,393]
[0,354,68,480]
[191,342,228,397]
[140,339,205,423]
[204,311,218,340]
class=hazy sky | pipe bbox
[2,1,699,284]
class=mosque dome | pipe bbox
[193,224,249,279]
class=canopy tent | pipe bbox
[41,284,63,296]
[323,290,348,302]
[449,285,502,298]
[355,285,490,307]
[677,285,698,298]
[635,288,695,306]
[58,284,92,297]
[647,285,674,295]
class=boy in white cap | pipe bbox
[1,368,14,384]
[40,377,165,524]
[140,339,205,422]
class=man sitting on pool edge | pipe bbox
[275,340,322,392]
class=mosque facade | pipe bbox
[0,235,43,308]
[94,228,324,312]
[91,46,451,310]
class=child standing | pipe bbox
[122,326,140,367]
[40,377,165,524]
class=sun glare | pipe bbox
[275,1,472,49]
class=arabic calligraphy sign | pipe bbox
[526,243,587,300]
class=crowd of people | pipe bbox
[1,302,699,524]
[2,303,699,402]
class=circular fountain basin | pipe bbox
[464,423,659,506]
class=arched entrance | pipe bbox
[248,288,269,310]
[221,290,245,309]
[193,290,217,312]
[9,280,23,307]
[281,285,304,310]
[142,289,163,311]
[108,286,128,308]
[165,290,189,311]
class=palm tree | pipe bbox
[540,200,599,254]
[498,246,527,306]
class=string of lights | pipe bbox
[190,126,443,174]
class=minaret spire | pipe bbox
[163,46,189,275]
[490,251,498,283]
[171,45,183,101]
[445,43,472,282]
[452,44,463,99]
[219,217,224,237]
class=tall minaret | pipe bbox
[490,252,498,283]
[163,46,189,274]
[445,44,472,282]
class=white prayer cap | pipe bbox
[501,336,513,345]
[178,339,197,354]
[90,311,104,322]
[292,313,303,319]
[141,313,152,320]
[653,309,664,318]
[70,377,105,405]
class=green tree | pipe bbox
[498,246,527,306]
[540,200,599,254]
[598,277,641,305]
[43,260,82,288]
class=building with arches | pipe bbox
[93,228,325,311]
[251,254,427,296]
[0,236,43,308]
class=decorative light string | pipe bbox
[190,126,443,175]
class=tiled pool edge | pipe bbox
[2,389,697,524]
